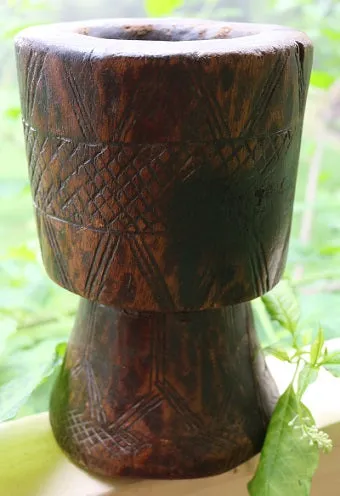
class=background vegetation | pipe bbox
[0,0,339,421]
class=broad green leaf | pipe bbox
[0,341,66,422]
[297,364,318,400]
[310,327,325,365]
[310,70,336,89]
[15,366,61,419]
[263,346,290,362]
[144,0,183,16]
[261,280,300,334]
[14,342,67,419]
[248,386,319,496]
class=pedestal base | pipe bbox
[50,299,278,479]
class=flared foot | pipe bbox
[50,299,278,479]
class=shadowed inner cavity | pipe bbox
[81,23,257,41]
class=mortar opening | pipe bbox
[81,24,253,42]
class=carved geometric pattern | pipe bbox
[82,234,121,301]
[21,49,47,123]
[53,304,263,467]
[126,234,176,309]
[63,400,157,457]
[24,121,293,233]
[240,55,288,137]
[63,60,98,141]
[43,215,74,292]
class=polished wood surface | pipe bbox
[15,18,312,479]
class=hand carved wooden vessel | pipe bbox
[15,18,312,479]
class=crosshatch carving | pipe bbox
[24,122,293,233]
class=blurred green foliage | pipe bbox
[145,0,183,15]
[0,0,339,421]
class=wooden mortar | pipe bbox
[15,18,312,479]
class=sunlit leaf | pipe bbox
[301,328,313,347]
[261,280,300,334]
[297,363,318,399]
[310,327,325,365]
[263,346,291,362]
[323,364,340,377]
[321,351,340,365]
[320,351,340,377]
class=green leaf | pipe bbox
[261,280,300,334]
[310,327,325,365]
[297,364,318,400]
[321,28,340,42]
[0,341,66,422]
[310,70,336,89]
[14,342,67,419]
[252,297,278,345]
[301,328,313,347]
[53,342,67,365]
[321,351,340,365]
[248,386,319,496]
[323,364,340,377]
[144,0,183,16]
[321,351,340,377]
[0,376,44,423]
[263,346,291,362]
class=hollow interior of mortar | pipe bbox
[82,23,256,41]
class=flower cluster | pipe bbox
[288,415,333,453]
